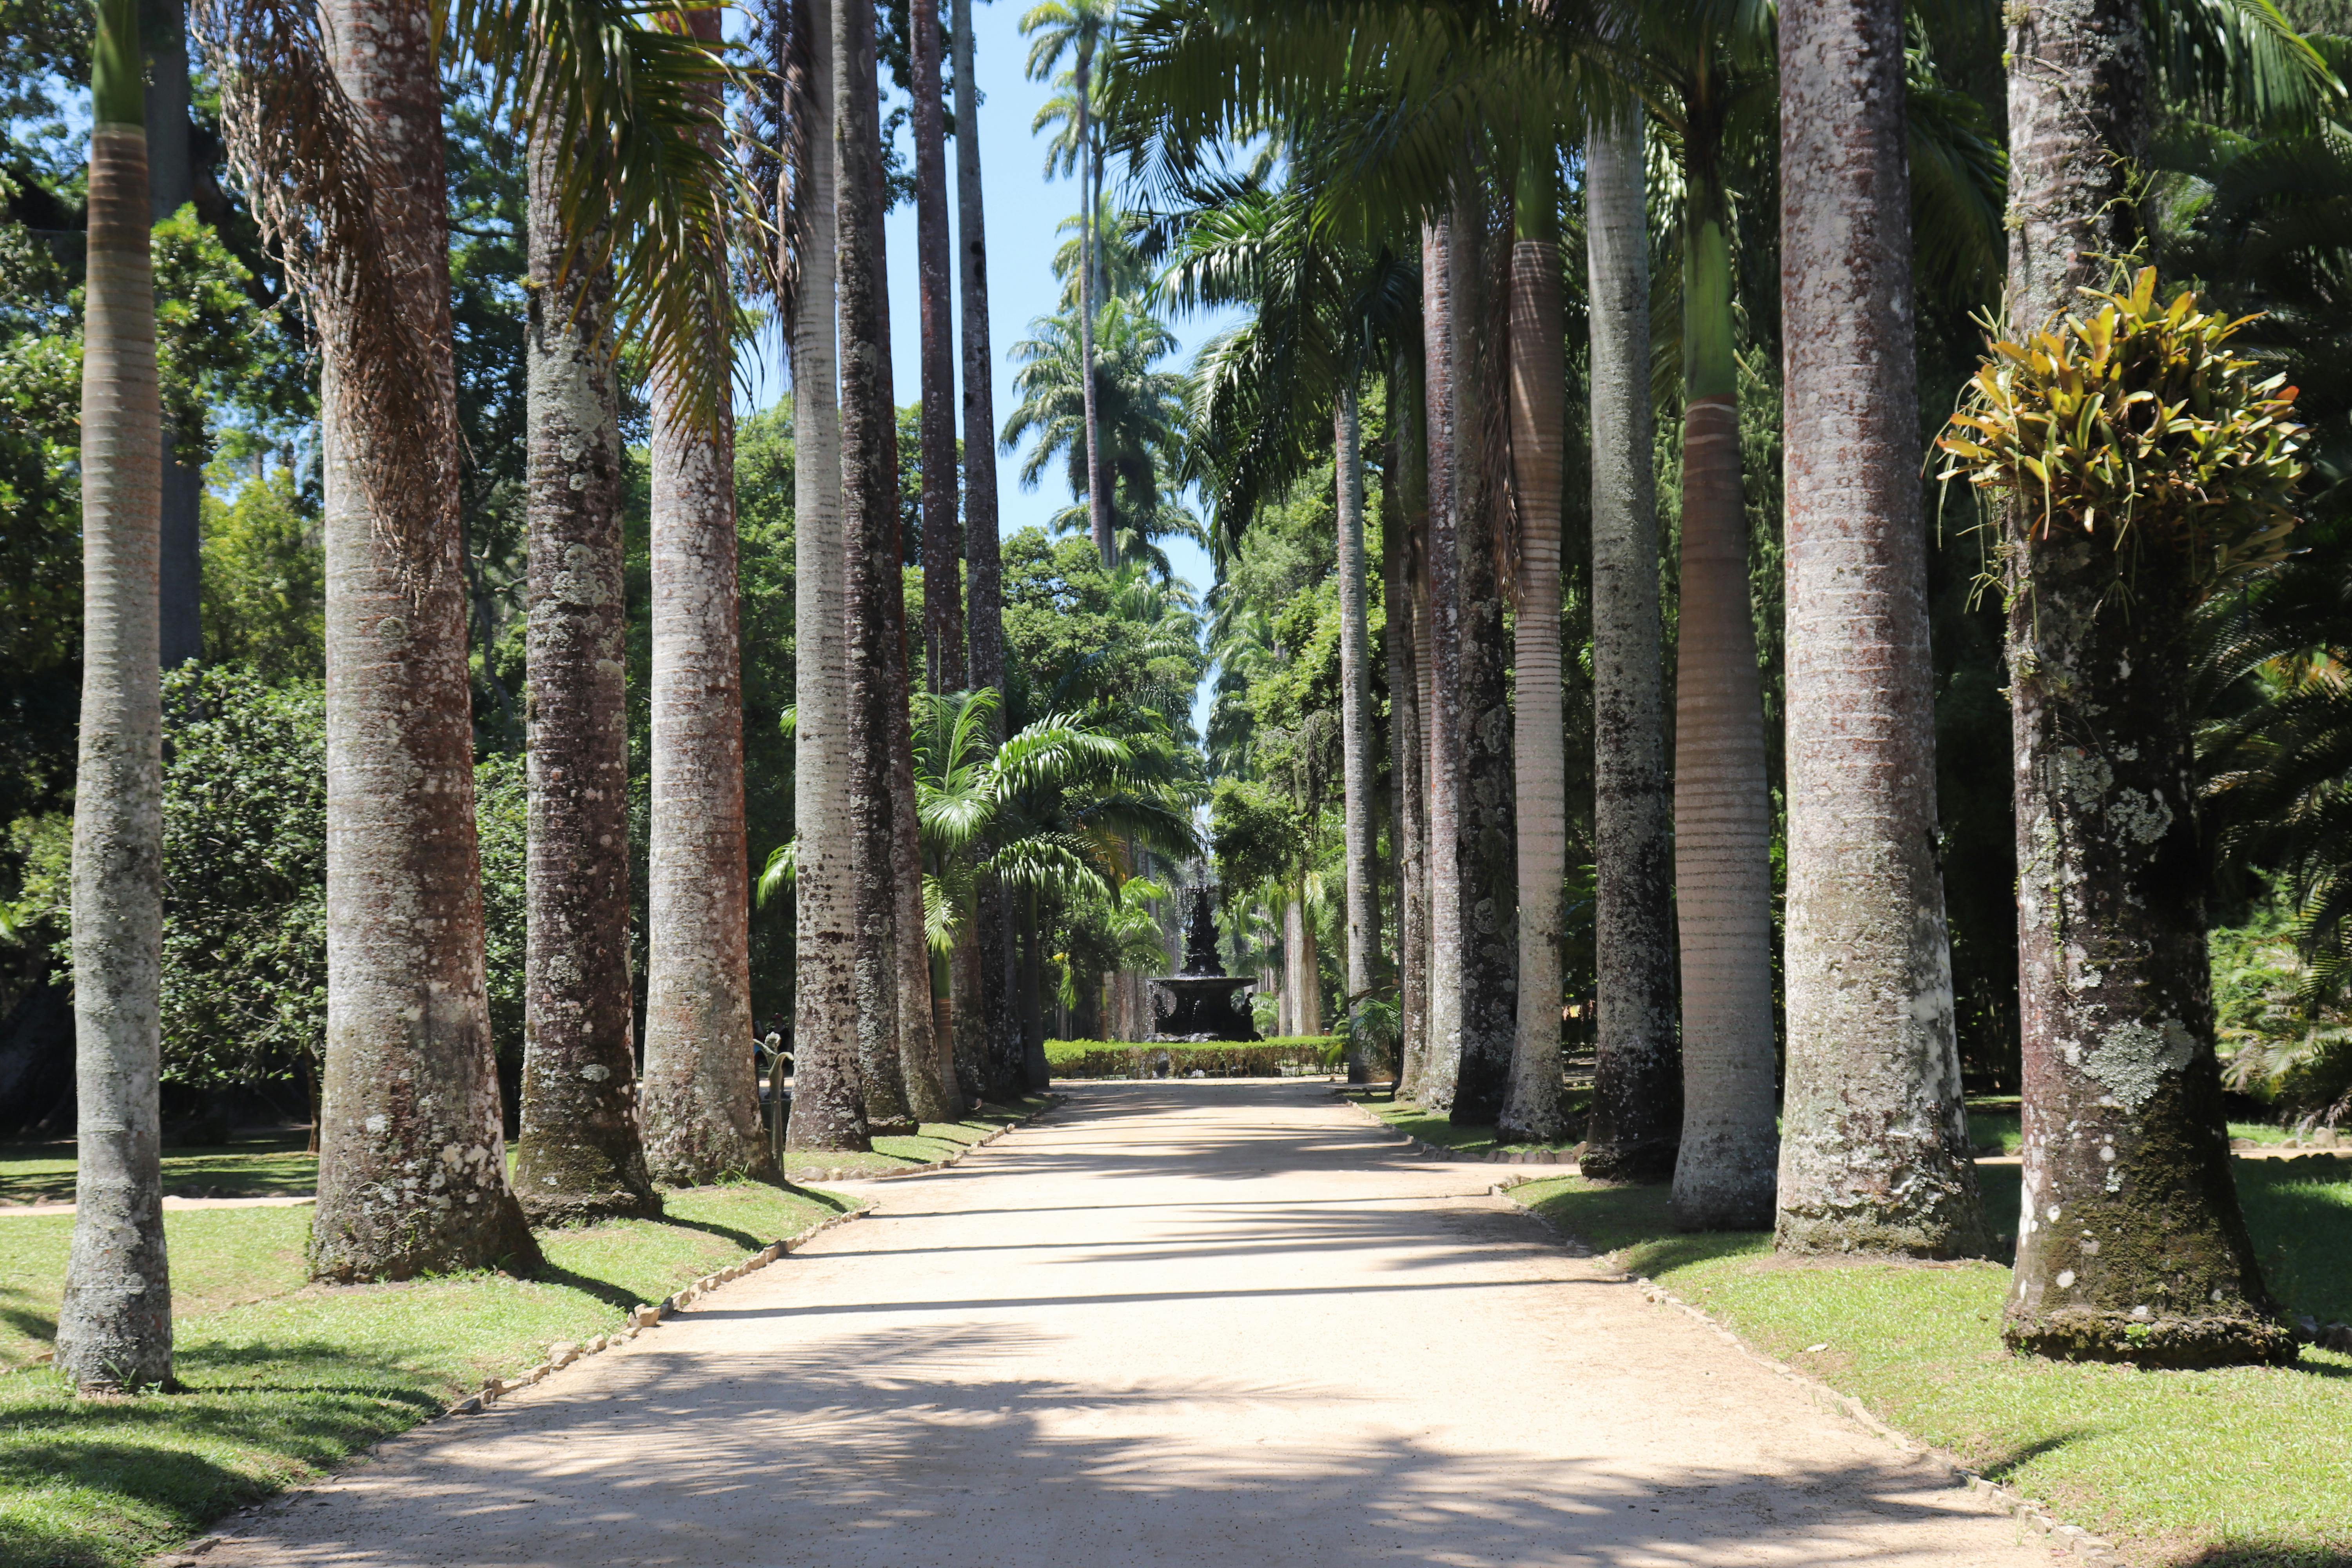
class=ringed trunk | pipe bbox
[1417,215,1467,1112]
[1333,382,1379,1080]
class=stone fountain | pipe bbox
[1147,886,1258,1042]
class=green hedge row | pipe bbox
[1044,1037,1344,1079]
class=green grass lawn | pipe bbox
[782,1095,1054,1180]
[0,1135,320,1206]
[1960,1097,2293,1156]
[1512,1159,2352,1568]
[1347,1090,1589,1157]
[0,1181,858,1568]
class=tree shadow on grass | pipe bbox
[2175,1541,2352,1567]
[1971,1429,2091,1483]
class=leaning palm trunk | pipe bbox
[951,0,1017,1104]
[515,122,658,1222]
[784,0,869,1154]
[641,9,771,1187]
[1498,154,1569,1143]
[1333,381,1379,1079]
[1579,109,1680,1180]
[1775,0,1981,1256]
[1385,387,1429,1091]
[1998,0,2285,1364]
[58,0,171,1390]
[836,0,916,1135]
[1669,149,1779,1231]
[1416,214,1467,1111]
[1450,192,1517,1127]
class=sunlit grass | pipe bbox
[0,1136,319,1206]
[1345,1090,1588,1156]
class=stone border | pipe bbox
[153,1201,879,1566]
[782,1094,1063,1184]
[1332,1088,1581,1165]
[1487,1176,2127,1566]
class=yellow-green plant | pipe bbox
[1938,266,2306,589]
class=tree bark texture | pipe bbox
[952,0,1018,1101]
[1498,162,1569,1144]
[1670,152,1780,1230]
[1775,0,1982,1257]
[1385,400,1428,1090]
[144,1,201,671]
[640,7,771,1188]
[1450,194,1519,1128]
[1334,382,1379,1077]
[785,0,870,1155]
[59,104,172,1392]
[515,131,658,1224]
[913,0,964,697]
[310,0,538,1281]
[1580,111,1680,1181]
[1999,0,2287,1364]
[1416,216,1467,1112]
[834,0,918,1138]
[1073,39,1110,566]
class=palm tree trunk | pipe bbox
[641,4,771,1187]
[784,0,868,1155]
[1669,143,1780,1230]
[144,0,201,672]
[1385,378,1428,1091]
[1333,381,1379,1078]
[953,0,1016,1102]
[1498,152,1568,1143]
[309,0,538,1281]
[2000,0,2285,1363]
[913,0,964,697]
[1579,108,1680,1181]
[1417,214,1466,1112]
[1775,0,1982,1256]
[515,122,658,1222]
[58,0,171,1389]
[1074,41,1110,567]
[835,0,916,1138]
[1450,193,1518,1127]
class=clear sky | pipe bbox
[739,1,1237,735]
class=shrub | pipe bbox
[1043,1036,1342,1079]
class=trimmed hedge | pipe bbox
[1044,1037,1343,1079]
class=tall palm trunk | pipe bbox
[954,0,1016,1102]
[145,0,201,671]
[1074,38,1111,566]
[1579,109,1679,1181]
[1334,381,1378,1078]
[641,4,772,1187]
[1450,192,1517,1127]
[1775,0,1981,1256]
[1385,375,1429,1091]
[1416,214,1466,1111]
[1499,152,1568,1143]
[2000,0,2285,1364]
[515,122,658,1222]
[309,0,538,1280]
[913,0,964,698]
[785,0,869,1154]
[1668,140,1780,1230]
[58,0,171,1390]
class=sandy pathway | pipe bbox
[204,1080,2057,1567]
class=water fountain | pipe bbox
[1147,885,1258,1042]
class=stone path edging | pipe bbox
[783,1095,1064,1185]
[1331,1089,1581,1166]
[1487,1175,2128,1567]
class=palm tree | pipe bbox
[1575,104,1678,1180]
[1771,0,1981,1255]
[202,0,541,1280]
[913,0,964,698]
[1989,0,2328,1363]
[1022,0,1118,564]
[1386,364,1430,1091]
[783,0,869,1154]
[57,0,172,1391]
[1497,147,1569,1143]
[639,0,775,1186]
[514,101,658,1223]
[1417,209,1468,1114]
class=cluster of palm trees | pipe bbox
[54,0,1050,1392]
[1106,0,2332,1368]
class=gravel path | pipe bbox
[203,1080,2058,1567]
